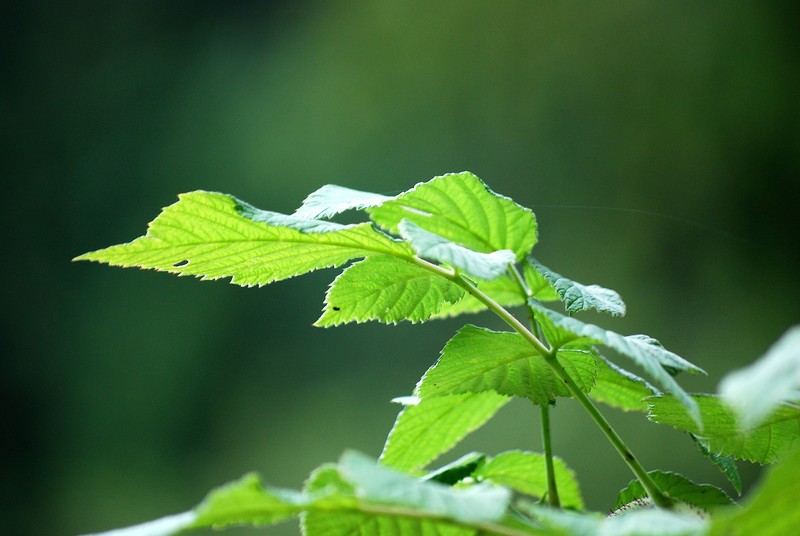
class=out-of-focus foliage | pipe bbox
[4,2,798,535]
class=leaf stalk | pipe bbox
[422,258,672,509]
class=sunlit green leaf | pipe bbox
[417,325,597,406]
[719,325,800,430]
[294,184,391,219]
[589,356,659,412]
[615,471,733,511]
[529,258,626,317]
[315,256,464,326]
[368,172,538,258]
[647,394,800,464]
[398,219,516,280]
[75,191,413,286]
[380,392,510,472]
[474,451,583,510]
[531,302,703,428]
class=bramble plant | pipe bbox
[76,172,800,536]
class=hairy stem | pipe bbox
[412,257,672,509]
[539,403,561,508]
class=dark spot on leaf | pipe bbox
[173,260,189,268]
[332,306,341,311]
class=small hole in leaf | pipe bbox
[332,306,341,311]
[173,260,189,268]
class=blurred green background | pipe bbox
[4,1,799,535]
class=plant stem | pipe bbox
[508,265,562,508]
[539,403,561,508]
[540,352,672,509]
[413,257,672,509]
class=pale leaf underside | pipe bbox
[398,219,516,281]
[530,258,626,317]
[294,184,392,219]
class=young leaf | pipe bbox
[417,325,598,406]
[315,256,464,326]
[398,219,516,280]
[340,451,511,525]
[530,302,704,429]
[615,470,733,511]
[474,451,584,510]
[718,325,800,430]
[690,435,742,496]
[75,191,413,286]
[294,184,391,219]
[380,392,510,472]
[588,355,659,412]
[368,172,538,258]
[647,394,800,464]
[529,258,626,317]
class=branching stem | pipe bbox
[410,256,672,509]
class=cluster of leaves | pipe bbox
[76,172,800,536]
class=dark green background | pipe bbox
[4,2,799,535]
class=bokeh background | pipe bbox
[4,2,799,535]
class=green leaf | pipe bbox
[529,258,626,317]
[525,503,708,536]
[75,191,412,287]
[718,325,800,430]
[647,394,800,464]
[191,473,306,529]
[315,256,464,326]
[340,451,511,525]
[380,392,510,472]
[531,303,704,429]
[690,435,742,496]
[474,451,584,510]
[588,355,659,412]
[294,184,391,219]
[417,325,598,406]
[368,172,538,259]
[615,470,733,511]
[398,219,516,280]
[710,447,800,536]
